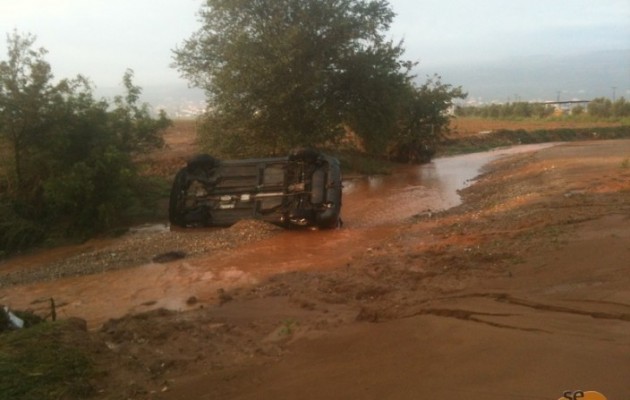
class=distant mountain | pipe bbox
[96,50,629,113]
[422,49,630,104]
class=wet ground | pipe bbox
[0,145,552,329]
[2,139,629,399]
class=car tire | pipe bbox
[168,169,188,227]
[186,154,218,172]
[288,147,321,163]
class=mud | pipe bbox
[2,137,630,399]
[0,144,549,329]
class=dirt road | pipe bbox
[1,135,629,399]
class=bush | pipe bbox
[0,33,172,255]
[439,126,630,156]
[0,200,46,255]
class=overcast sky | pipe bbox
[1,0,629,100]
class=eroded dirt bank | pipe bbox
[151,140,630,400]
[3,139,630,399]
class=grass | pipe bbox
[451,115,627,136]
[0,320,95,400]
[439,125,630,156]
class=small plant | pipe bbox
[280,319,299,336]
[621,158,630,169]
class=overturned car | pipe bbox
[168,148,342,229]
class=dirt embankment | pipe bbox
[2,121,630,399]
[51,140,630,399]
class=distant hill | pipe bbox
[96,49,629,113]
[95,84,205,118]
[421,49,630,103]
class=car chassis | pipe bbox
[168,148,342,229]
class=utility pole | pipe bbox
[611,86,617,101]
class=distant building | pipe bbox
[541,100,590,115]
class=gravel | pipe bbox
[0,220,282,287]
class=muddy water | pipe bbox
[0,144,553,328]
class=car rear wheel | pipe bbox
[168,169,188,226]
[169,154,221,227]
[288,147,321,163]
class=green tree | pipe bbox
[571,104,584,116]
[0,31,55,190]
[173,0,414,157]
[390,75,465,162]
[587,97,612,118]
[340,41,415,154]
[611,97,630,117]
[0,32,171,253]
[110,69,170,153]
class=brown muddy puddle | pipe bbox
[0,144,554,328]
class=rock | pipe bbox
[152,251,187,263]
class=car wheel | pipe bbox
[168,169,188,227]
[288,147,321,163]
[186,153,218,174]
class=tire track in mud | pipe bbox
[407,293,630,331]
[494,293,630,322]
[405,308,550,333]
[476,293,630,322]
[565,298,630,309]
